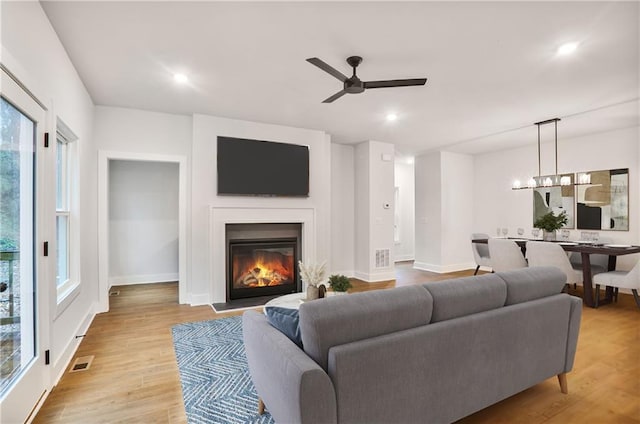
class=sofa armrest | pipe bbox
[564,295,582,372]
[243,310,337,424]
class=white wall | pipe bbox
[191,114,332,303]
[415,152,442,269]
[331,144,355,276]
[474,126,640,269]
[108,160,179,285]
[394,160,415,261]
[93,106,193,156]
[354,142,370,278]
[441,152,474,268]
[354,141,396,281]
[1,0,96,386]
[414,151,475,272]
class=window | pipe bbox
[55,120,77,301]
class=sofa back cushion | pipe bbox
[499,266,567,305]
[299,286,433,370]
[422,273,507,323]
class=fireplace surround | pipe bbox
[209,207,316,304]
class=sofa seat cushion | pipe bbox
[500,266,567,305]
[422,273,507,323]
[299,285,433,370]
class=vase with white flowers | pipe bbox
[298,260,326,300]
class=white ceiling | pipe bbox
[41,1,639,155]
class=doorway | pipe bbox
[108,160,179,288]
[98,152,187,312]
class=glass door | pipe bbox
[0,69,49,423]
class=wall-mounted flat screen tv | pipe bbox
[217,136,309,196]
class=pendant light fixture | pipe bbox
[512,118,591,190]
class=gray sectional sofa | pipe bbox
[243,267,582,424]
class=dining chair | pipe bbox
[593,260,640,309]
[471,233,491,275]
[488,239,527,272]
[526,241,583,288]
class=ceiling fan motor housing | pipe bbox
[345,78,364,93]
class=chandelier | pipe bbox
[512,118,591,190]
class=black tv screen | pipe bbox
[217,136,309,196]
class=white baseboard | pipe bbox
[329,269,355,278]
[51,304,97,387]
[394,254,414,262]
[413,261,476,274]
[353,270,396,282]
[190,293,211,306]
[108,273,178,286]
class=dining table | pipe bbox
[471,237,640,308]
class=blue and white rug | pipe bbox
[172,316,275,424]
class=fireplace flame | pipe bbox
[233,251,293,288]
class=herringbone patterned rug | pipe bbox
[172,316,275,424]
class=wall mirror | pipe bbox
[533,173,575,228]
[576,168,629,231]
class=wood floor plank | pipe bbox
[34,267,640,423]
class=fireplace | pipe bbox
[226,223,302,301]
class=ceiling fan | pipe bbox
[306,56,427,103]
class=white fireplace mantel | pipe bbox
[209,206,316,303]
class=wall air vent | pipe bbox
[375,249,390,268]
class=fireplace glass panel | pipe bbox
[228,239,297,300]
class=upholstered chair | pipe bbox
[593,260,640,309]
[526,241,583,288]
[488,239,528,272]
[471,233,491,275]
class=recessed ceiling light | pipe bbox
[386,113,398,122]
[557,42,578,56]
[173,73,189,84]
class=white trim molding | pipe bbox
[108,273,180,286]
[413,261,477,274]
[98,151,188,312]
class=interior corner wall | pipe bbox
[190,114,332,303]
[473,126,640,270]
[1,1,96,383]
[394,160,415,262]
[354,141,395,282]
[331,144,355,276]
[414,152,442,270]
[108,160,179,285]
[414,151,474,272]
[440,152,474,268]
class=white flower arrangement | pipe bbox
[298,260,326,288]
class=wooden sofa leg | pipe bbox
[258,397,265,415]
[557,373,568,394]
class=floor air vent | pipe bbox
[70,355,94,373]
[375,249,390,268]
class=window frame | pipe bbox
[54,119,78,307]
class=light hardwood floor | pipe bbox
[34,264,640,423]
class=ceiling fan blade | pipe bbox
[364,78,427,89]
[322,90,348,103]
[307,57,348,82]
